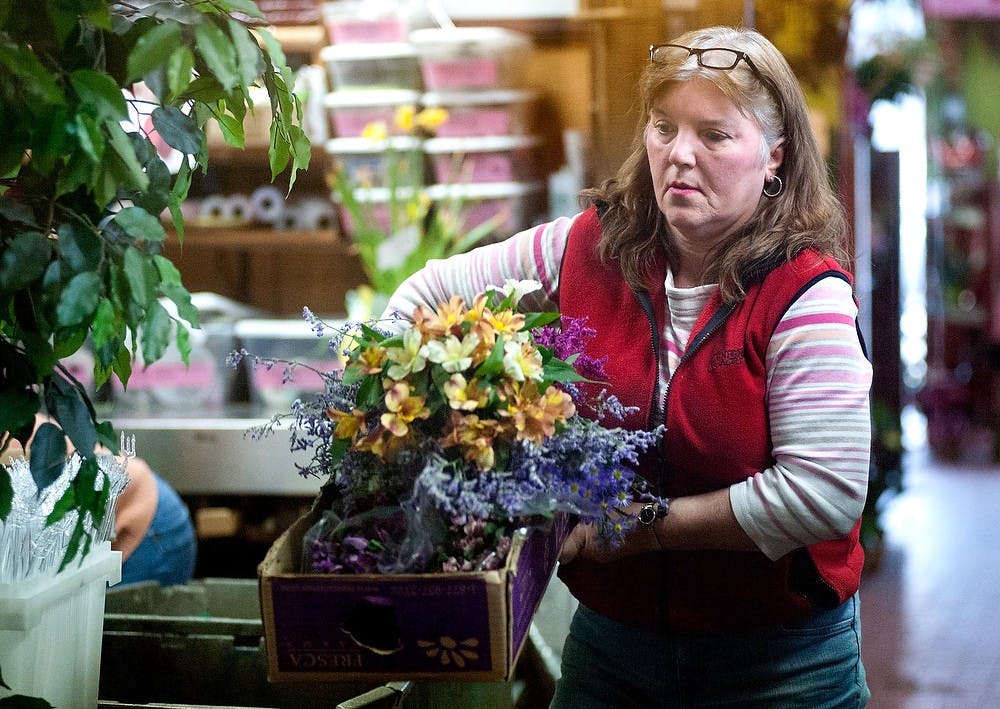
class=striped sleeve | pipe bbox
[381,214,575,326]
[729,276,873,560]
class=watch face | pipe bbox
[639,504,656,525]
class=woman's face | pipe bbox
[646,77,783,251]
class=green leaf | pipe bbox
[210,111,245,148]
[167,159,193,240]
[218,0,266,20]
[70,69,128,121]
[91,298,120,363]
[195,20,239,93]
[101,126,150,202]
[123,245,160,307]
[0,693,55,708]
[166,46,196,100]
[115,206,167,244]
[0,387,40,450]
[151,105,202,155]
[72,112,106,164]
[0,43,64,107]
[174,319,191,365]
[140,298,172,365]
[55,271,101,327]
[227,17,264,87]
[126,22,184,83]
[57,221,102,274]
[0,231,51,293]
[44,372,98,459]
[0,469,12,523]
[53,326,88,359]
[28,423,68,495]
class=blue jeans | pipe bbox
[120,473,197,587]
[551,594,870,708]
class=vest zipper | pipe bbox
[657,300,737,430]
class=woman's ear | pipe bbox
[767,139,785,175]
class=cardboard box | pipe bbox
[259,504,570,682]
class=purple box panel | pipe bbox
[269,575,494,675]
[509,515,571,656]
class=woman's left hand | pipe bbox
[558,506,660,565]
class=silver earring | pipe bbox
[762,175,783,198]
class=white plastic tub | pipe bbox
[320,43,422,91]
[233,317,346,410]
[0,543,122,707]
[323,88,421,137]
[325,135,424,188]
[421,89,537,137]
[321,0,410,44]
[427,180,546,237]
[423,135,540,183]
[409,27,532,90]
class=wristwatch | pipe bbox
[637,500,670,526]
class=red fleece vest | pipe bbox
[556,206,867,633]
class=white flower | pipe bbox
[502,339,543,382]
[425,332,481,373]
[386,328,428,380]
[485,279,542,308]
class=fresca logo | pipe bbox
[710,349,745,369]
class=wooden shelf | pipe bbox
[170,225,341,250]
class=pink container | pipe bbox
[323,89,420,137]
[427,181,545,237]
[321,1,409,43]
[423,135,540,183]
[421,90,536,137]
[409,27,531,91]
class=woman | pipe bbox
[384,26,872,707]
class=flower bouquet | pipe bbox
[249,281,662,681]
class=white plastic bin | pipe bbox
[409,27,532,90]
[421,89,536,137]
[325,135,424,188]
[321,0,411,44]
[320,43,422,91]
[423,135,540,183]
[234,317,347,410]
[0,543,122,708]
[323,88,421,137]
[428,180,546,237]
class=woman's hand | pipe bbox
[558,504,660,565]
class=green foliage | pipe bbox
[0,0,310,560]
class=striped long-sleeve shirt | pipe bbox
[384,213,872,560]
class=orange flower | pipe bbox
[501,381,575,445]
[380,381,430,437]
[355,344,388,374]
[443,373,489,411]
[414,295,467,339]
[327,406,367,440]
[440,411,498,470]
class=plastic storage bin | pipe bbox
[325,135,424,188]
[428,181,546,237]
[423,135,540,183]
[0,543,122,708]
[324,88,421,137]
[233,317,346,410]
[320,42,422,91]
[421,89,536,137]
[409,27,532,90]
[321,0,410,44]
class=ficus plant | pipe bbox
[0,0,310,569]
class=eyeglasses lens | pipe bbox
[696,49,741,70]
